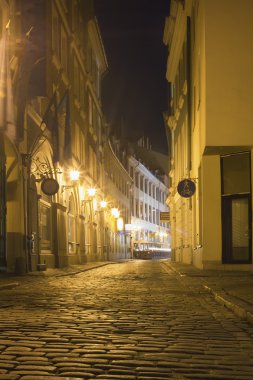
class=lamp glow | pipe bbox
[87,188,96,197]
[111,207,120,218]
[79,186,85,200]
[69,170,80,181]
[100,200,107,208]
[117,217,124,231]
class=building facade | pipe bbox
[164,0,253,269]
[128,155,170,257]
[0,0,131,273]
[104,137,132,261]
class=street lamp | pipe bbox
[100,200,107,209]
[87,187,96,197]
[117,217,124,231]
[81,188,97,216]
[111,207,120,218]
[69,170,80,181]
[62,169,80,192]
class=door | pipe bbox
[222,195,251,263]
[28,175,39,271]
[0,152,6,270]
[221,152,251,264]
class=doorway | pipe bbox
[222,195,251,263]
[0,151,6,270]
[221,152,252,264]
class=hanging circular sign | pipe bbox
[41,178,59,196]
[177,179,196,198]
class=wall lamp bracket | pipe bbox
[61,185,75,193]
[81,199,92,204]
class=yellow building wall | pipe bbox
[202,155,221,264]
[205,0,253,146]
[5,142,25,273]
[192,0,206,158]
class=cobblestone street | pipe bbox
[0,260,253,379]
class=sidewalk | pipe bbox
[164,260,253,326]
[0,261,115,289]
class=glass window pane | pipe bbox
[222,152,250,195]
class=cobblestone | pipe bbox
[0,261,253,378]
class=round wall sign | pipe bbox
[177,179,196,198]
[41,178,59,196]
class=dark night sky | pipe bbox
[94,0,170,154]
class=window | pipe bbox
[140,176,144,191]
[149,206,152,222]
[94,151,97,181]
[145,179,148,194]
[140,201,144,219]
[73,123,79,159]
[135,172,139,188]
[39,200,51,251]
[98,115,102,146]
[145,204,148,221]
[72,0,79,32]
[73,57,79,100]
[68,194,76,254]
[80,130,85,163]
[156,209,160,226]
[89,146,93,176]
[88,94,93,127]
[135,200,139,217]
[130,166,134,179]
[52,6,60,58]
[61,26,68,73]
[221,152,251,195]
[80,73,85,109]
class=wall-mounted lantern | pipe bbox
[62,169,80,192]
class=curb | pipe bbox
[51,262,115,277]
[165,262,253,327]
[0,261,125,287]
[0,282,19,290]
[47,260,132,278]
[203,284,253,326]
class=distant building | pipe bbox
[164,0,253,269]
[103,135,132,261]
[108,132,170,258]
[128,149,170,258]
